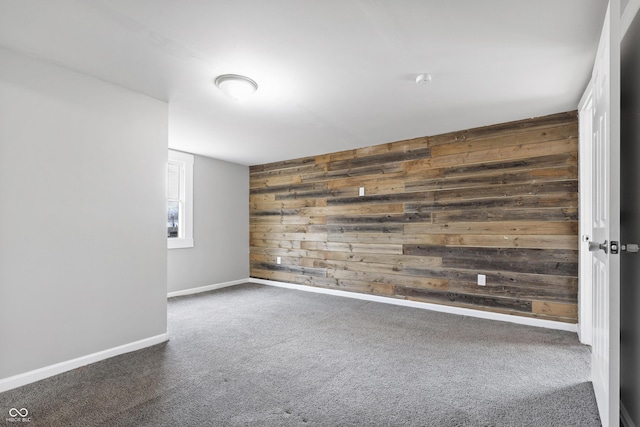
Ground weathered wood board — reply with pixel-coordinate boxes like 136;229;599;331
250;111;579;322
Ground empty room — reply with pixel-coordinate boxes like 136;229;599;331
1;1;639;426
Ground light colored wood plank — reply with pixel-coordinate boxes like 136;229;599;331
250;224;311;234
300;241;404;255
327;170;439;192
249;247;310;258
250;232;327;242
328;173;406;190
249;239;302;249
251;253;304;266
249;193;275;203
302;203;404;216
323;251;442;268
250;174;302;189
251;198;325;211
532;300;578;319
328;232;405;244
430;123;577;157
327;268;449;290
404;221;578;236
427;111;577;146
250;269;299;283
405;138;578;172
296;275;396;296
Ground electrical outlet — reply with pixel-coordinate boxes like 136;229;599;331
359;187;365;196
477;274;486;286
276;256;281;265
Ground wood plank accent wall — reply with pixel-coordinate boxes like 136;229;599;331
249;111;579;323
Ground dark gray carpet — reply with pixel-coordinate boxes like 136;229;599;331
0;283;600;426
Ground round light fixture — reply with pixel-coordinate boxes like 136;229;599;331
214;74;258;101
416;73;432;85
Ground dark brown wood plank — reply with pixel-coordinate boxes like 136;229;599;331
250;163;318;180
325;224;404;234
327;212;432;224
302;161;407;181
395;286;533;313
249;181;327;196
327;147;431;171
327;191;434;205
402;245;578;262
250;155;316;173
250;209;301;216
443;153;577;178
405;166;577;193
250;262;326;278
404;193;578;213
431;208;577;223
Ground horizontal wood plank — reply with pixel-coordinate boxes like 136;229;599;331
396;286;533;313
531;300;578;319
404;221;577;236
401;234;578;250
431;208;577;223
427;111;577;146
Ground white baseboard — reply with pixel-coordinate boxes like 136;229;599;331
249;278;578;333
167;279;248;298
622;400;637;427
0;333;168;393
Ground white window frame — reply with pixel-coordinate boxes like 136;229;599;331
168;150;194;249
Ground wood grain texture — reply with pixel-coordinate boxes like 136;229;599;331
250;111;579;323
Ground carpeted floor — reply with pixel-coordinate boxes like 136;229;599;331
0;283;601;426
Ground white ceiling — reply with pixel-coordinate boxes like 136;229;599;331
0;0;608;166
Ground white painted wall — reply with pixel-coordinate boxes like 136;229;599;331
0;46;168;380
167;154;249;293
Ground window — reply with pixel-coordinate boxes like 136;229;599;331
167;150;194;249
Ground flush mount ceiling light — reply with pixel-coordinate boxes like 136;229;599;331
416;73;432;85
214;74;258;101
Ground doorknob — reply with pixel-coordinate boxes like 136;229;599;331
589;240;609;254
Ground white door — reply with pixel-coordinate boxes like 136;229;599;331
579;86;593;347
583;3;621;426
